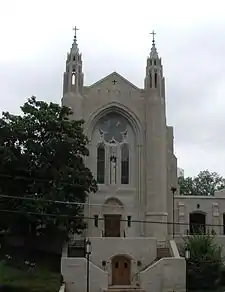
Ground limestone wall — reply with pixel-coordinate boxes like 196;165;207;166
61;257;108;292
140;258;186;292
89;237;157;268
174;194;225;235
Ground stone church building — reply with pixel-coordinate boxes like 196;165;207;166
61;30;225;292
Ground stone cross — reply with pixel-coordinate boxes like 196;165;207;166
150;30;156;44
73;26;79;39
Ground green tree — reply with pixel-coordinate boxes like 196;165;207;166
178;176;194;195
178;170;225;196
0;96;97;243
184;232;224;290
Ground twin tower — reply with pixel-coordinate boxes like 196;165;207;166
62;28;165;99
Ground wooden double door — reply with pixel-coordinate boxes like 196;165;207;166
112;255;131;285
104;214;121;237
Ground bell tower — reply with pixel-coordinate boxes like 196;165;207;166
62;27;84;120
144;31;168;239
63;26;83;95
144;30;165;98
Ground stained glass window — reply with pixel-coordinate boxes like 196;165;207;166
121;144;129;184
97;144;105;184
99;113;127;143
96;113;131;185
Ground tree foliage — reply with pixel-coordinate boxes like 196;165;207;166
183;232;224;290
0;97;97;242
178;170;225;196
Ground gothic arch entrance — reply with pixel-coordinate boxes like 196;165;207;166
189;212;206;234
112;255;131;285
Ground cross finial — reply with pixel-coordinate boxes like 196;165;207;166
150;30;156;45
73;26;79;40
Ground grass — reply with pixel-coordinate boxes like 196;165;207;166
0;234;63;291
0;261;61;292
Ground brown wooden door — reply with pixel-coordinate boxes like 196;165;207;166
112;256;131;285
104;214;121;237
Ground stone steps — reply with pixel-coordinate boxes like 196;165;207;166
104;287;145;292
106;290;144;292
138;247;172;273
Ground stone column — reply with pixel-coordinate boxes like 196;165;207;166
177;202;186;235
137;144;145;236
144;97;168;240
212;203;220;234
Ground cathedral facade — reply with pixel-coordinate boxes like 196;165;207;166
61;31;185;292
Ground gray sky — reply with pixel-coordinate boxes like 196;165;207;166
0;0;225;178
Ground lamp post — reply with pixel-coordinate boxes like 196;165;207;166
171;186;177;238
185;247;190;292
86;239;91;292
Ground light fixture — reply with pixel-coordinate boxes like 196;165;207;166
185;248;190;260
86;238;91;254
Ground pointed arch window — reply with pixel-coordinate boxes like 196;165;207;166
96;113;133;186
71;66;76;85
97;144;105;184
149;73;152;88
72;73;76;85
121;143;129;184
154;72;158;88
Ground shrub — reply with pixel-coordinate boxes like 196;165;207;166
183;232;224;290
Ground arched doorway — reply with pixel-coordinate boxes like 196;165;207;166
189;212;206;234
103;198;124;237
112;255;131;285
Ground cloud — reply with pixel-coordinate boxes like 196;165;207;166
0;0;225;177
164;25;225;176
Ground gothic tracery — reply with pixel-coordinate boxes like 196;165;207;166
94;113;133;186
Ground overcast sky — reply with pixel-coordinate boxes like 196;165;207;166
0;0;225;177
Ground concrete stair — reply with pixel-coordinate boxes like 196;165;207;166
157;247;171;259
104;287;145;292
